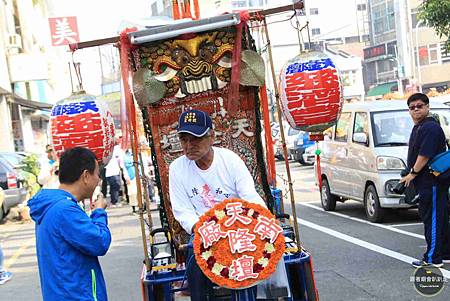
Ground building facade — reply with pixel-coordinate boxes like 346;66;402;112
363;0;450;97
0;0;54;153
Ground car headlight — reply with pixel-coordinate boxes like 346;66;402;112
377;156;406;170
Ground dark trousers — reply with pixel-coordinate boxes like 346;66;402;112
186;234;216;300
418;183;450;263
106;175;121;205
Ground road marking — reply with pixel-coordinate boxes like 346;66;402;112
300;202;424;240
4;237;34;270
391;222;422;227
297;218;450;279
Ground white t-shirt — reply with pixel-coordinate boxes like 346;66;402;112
105;145;125;177
169;147;266;234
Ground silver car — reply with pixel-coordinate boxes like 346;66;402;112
318;100;450;222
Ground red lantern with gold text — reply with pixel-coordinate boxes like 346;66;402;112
279;51;344;134
49;92;115;164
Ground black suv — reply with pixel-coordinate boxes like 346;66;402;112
0;157;27;221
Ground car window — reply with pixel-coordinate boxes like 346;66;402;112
335;112;352;142
371;110;412;146
432;109;450;142
353;112;369;144
0;153;22;166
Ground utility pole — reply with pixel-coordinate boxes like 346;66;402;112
414;20;424;92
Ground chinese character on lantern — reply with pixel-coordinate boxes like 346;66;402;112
50;92;115;164
279;51;344;133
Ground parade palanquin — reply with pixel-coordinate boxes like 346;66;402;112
53;1;346;300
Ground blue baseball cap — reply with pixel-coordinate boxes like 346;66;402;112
177;109;213;137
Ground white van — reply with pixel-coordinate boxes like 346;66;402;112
318;100;450;222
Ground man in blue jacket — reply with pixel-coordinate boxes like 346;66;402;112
29;147;111;301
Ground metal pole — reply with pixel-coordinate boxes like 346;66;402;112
262;18;302;252
393;45;404;96
415;20;423;92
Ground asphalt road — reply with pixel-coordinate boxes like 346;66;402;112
0;160;449;300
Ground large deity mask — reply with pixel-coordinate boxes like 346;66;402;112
137;29;235;101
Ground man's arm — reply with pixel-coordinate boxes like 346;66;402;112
169;164;199;234
58;203;112;256
400;155;429;186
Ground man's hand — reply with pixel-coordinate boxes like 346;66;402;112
93;194;108;210
399;173;416;187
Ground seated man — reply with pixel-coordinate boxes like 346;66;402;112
169;109;266;300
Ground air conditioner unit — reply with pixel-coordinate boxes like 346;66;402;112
8;34;22;49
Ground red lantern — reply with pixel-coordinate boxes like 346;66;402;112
49;92;115;164
279;51;344;133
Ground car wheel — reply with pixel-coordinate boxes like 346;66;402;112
321;178;337;211
364;184;385;222
0;205;4;222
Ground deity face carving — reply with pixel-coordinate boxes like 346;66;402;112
140;30;235;99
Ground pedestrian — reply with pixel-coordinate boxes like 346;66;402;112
0;244;12;285
28;147;111;301
169;109;266;300
124;149;138;213
37;144;59;189
105;137;126;207
400;93;450;267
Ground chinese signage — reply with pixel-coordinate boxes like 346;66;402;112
363;44;386;60
193;199;285;288
48;16;80;46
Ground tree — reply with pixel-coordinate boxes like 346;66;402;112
418;0;450;52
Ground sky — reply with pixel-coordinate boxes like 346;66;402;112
49;0;151;41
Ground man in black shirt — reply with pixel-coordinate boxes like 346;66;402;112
400;93;450;267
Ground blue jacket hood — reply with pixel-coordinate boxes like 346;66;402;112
28;189;73;224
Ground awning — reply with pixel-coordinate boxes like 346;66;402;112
9;94;53;111
366;82;397;97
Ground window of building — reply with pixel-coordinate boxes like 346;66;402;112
232;0;248;8
345;36;360;43
386;41;397;56
377;60;395;73
366;61;377;85
335;113;352;142
429;44;439;64
418;46;429;65
441;42;450;63
357;3;366;11
311;28;321;36
373;1;395;35
342;71;357;87
411;8;427;28
387;0;395;30
310;8;319;15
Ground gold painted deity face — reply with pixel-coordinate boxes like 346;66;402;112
139;29;235;99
